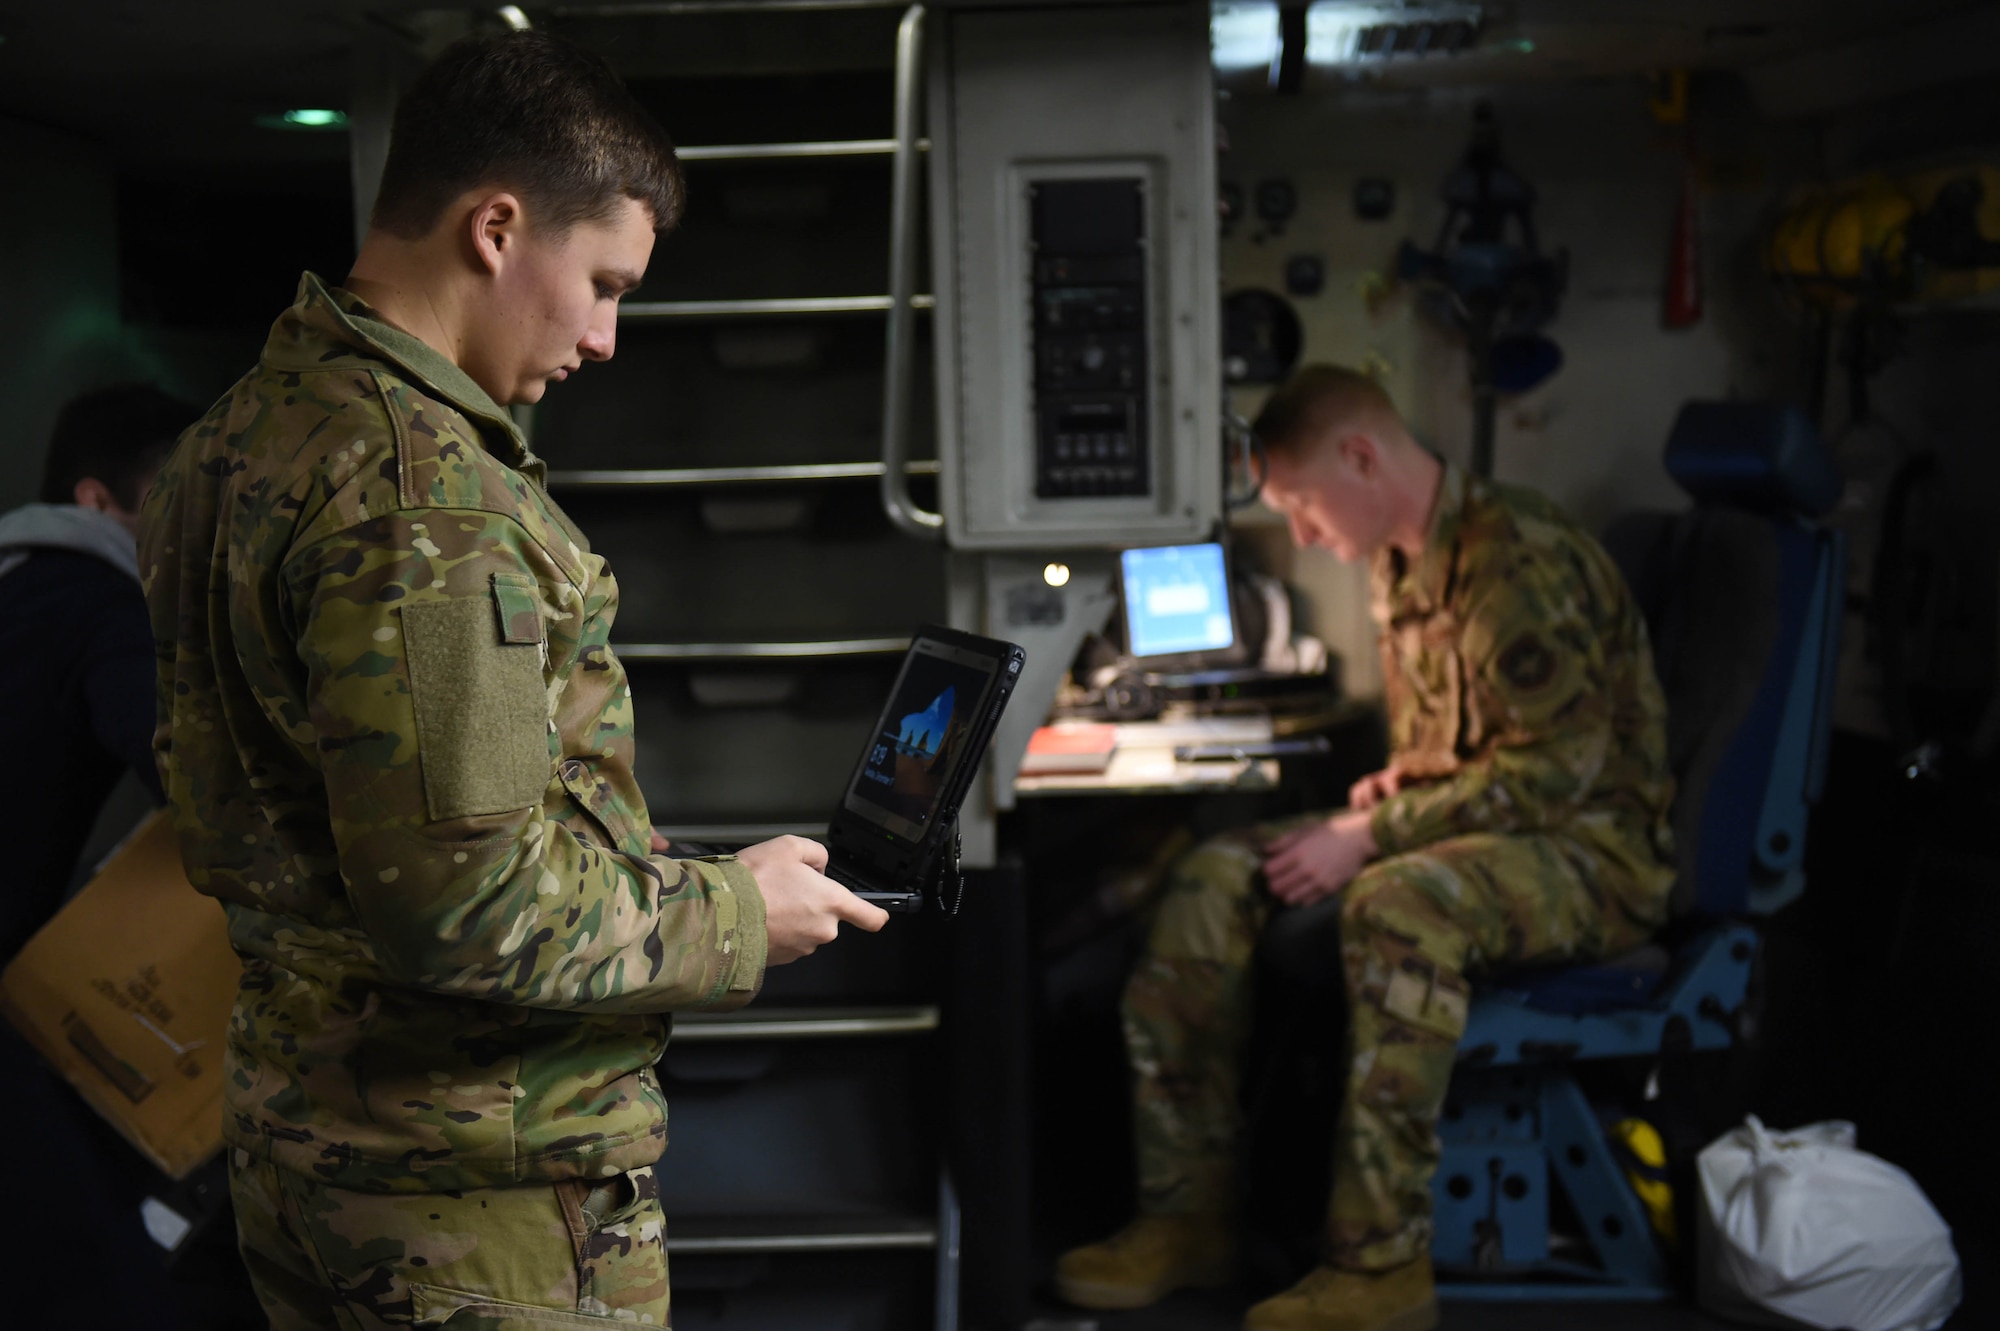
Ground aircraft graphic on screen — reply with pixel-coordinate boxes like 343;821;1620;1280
895;686;955;758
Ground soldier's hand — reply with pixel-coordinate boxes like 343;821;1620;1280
1347;765;1403;811
737;835;889;965
1262;810;1377;907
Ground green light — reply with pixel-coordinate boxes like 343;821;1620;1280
255;108;350;132
1513;39;1536;54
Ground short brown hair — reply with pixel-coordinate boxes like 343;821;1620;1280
1253;364;1400;459
371;31;684;239
41;384;196;509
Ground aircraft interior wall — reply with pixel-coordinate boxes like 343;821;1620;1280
1220;75;1821;701
3;8;1999;1326
0;119;125;517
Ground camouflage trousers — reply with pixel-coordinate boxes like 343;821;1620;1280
1122;816;1656;1271
229;1149;670;1328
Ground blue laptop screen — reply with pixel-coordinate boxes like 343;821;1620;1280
1121;543;1235;658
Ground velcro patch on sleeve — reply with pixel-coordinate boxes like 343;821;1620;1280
402;593;549;821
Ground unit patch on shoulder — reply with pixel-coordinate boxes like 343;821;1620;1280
1497;632;1558;692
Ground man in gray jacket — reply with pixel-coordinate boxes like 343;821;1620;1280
0;382;212;1326
0;383;193;945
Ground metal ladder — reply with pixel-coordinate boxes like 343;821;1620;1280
395;4;960;1327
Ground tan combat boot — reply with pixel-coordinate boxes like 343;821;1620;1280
1053;1214;1238;1310
1242;1256;1438;1331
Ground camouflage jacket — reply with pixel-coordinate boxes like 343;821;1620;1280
1367;463;1675;918
139;273;768;1193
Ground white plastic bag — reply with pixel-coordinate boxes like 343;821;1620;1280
1696;1116;1961;1331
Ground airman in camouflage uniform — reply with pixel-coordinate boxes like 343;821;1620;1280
139;31;881;1329
145;275;767;1194
143;274;753;1323
1058;367;1673;1331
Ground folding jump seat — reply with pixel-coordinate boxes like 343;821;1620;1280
1430;401;1847;1299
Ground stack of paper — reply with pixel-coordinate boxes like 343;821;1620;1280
1019;722;1119;775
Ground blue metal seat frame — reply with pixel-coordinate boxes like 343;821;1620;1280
1431;403;1846;1300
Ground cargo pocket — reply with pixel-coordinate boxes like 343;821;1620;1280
555;1165;670;1320
407;1283;640;1328
402;574;550;821
1380;954;1471;1041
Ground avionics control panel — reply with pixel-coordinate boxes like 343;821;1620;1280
928;2;1219;549
1031;178;1150;499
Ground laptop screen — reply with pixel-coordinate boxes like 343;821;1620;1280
1121;542;1235;658
843;636;1001;840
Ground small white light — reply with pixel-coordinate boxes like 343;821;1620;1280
1043;563;1072;588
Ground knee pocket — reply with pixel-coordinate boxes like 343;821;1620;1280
1340;859;1459;936
1164;833;1266;901
1146;837;1269;963
1338;877;1411;941
1337;869;1470;1002
1122;956;1230;1027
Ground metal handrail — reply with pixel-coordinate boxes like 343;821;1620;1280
667;1220;938;1254
614;637;910;661
673;1004;941;1042
678;138;930;161
557;0;906;15
545;460;939;490
879;3;944;539
621;294;934;320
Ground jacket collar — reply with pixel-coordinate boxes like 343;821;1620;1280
1373;459;1468;617
262;273;540;480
